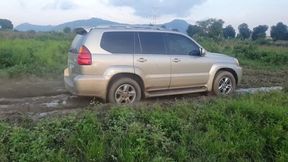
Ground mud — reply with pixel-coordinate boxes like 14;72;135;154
0;72;285;120
240;68;288;88
0;77;67;98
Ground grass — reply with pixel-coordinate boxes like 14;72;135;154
195;37;288;70
0;31;72;77
0;91;287;161
1;31;288;78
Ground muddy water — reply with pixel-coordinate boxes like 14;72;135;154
0;76;283;119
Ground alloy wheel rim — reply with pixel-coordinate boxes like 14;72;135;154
115;84;136;104
218;77;233;95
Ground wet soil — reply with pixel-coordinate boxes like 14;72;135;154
0;68;286;120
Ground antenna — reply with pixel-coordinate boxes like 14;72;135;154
151;6;159;25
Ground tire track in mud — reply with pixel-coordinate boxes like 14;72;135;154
0;86;283;120
0;94;93;120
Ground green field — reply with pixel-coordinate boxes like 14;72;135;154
195;37;288;69
1;31;288;78
1;31;288;161
0;32;72;77
0;91;287;161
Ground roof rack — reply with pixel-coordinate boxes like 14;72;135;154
95;24;167;30
75;25;169;34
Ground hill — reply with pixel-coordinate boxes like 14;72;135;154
15;18;189;33
16;18;120;32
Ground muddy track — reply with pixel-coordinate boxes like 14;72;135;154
0;74;284;120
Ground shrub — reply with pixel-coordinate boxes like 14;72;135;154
0;92;287;161
0;38;69;77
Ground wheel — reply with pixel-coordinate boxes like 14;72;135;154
108;78;142;104
212;71;236;96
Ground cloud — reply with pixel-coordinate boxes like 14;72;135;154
108;0;206;17
43;0;78;10
17;0;26;8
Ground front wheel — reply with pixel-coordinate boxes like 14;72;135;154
108;78;142;104
212;71;236;96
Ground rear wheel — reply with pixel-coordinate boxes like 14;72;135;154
213;71;236;96
108;78;141;104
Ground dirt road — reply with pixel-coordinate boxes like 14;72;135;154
0;68;286;120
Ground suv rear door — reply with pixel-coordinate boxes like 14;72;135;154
135;32;171;91
68;34;86;78
165;33;212;89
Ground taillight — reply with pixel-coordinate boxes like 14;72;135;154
78;46;92;65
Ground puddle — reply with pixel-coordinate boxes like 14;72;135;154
0;86;284;119
236;86;283;94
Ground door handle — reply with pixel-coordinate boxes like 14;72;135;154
172;58;181;63
137;58;147;63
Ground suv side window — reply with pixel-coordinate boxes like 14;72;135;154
138;32;166;54
165;33;200;56
101;32;134;54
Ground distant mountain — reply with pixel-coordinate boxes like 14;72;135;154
53;18;120;31
16;18;120;32
15;23;54;32
15;18;190;33
163;19;190;33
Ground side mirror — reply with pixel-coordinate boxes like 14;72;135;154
200;48;206;56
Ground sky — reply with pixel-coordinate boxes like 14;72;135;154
1;0;288;29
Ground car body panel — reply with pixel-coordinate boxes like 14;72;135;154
64;26;242;101
134;54;171;91
170;55;212;89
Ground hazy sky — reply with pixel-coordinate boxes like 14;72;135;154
1;0;288;28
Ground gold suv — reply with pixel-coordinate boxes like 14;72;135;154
64;26;242;104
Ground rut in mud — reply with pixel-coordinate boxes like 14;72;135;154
0;84;283;121
0;73;285;120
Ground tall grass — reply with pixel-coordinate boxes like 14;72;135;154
1;32;288;77
0;91;287;161
0;32;71;77
195;37;288;69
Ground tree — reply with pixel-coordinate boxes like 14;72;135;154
0;19;13;30
187;25;202;37
63;27;71;33
270;22;288;41
238;23;251;39
223;25;236;39
196;18;224;39
251;25;268;40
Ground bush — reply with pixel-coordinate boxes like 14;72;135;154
232;44;288;65
0;38;69;77
0;92;287;161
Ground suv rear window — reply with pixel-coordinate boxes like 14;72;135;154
69;34;85;54
138;32;166;54
100;32;134;54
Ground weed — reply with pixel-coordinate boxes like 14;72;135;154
0;92;287;161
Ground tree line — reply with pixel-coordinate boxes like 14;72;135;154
1;18;288;41
187;18;288;41
0;19;13;30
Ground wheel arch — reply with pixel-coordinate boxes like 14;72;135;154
215;68;238;84
207;65;239;91
106;73;145;100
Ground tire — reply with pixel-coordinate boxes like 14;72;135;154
212;71;236;96
108;78;142;104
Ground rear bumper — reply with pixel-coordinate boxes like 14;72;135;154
64;68;109;100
